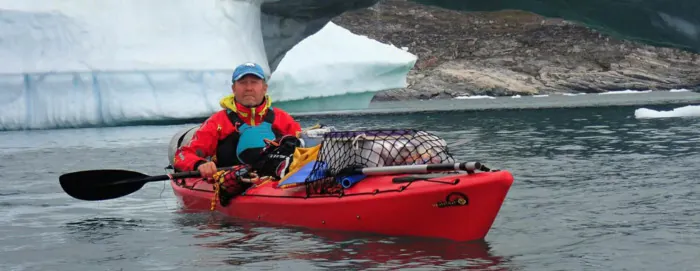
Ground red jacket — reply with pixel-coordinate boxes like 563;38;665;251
173;94;302;171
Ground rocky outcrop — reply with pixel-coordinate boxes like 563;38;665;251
331;0;700;101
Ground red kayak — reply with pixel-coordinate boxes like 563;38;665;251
56;127;514;241
170;168;513;242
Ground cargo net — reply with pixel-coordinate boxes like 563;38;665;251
304;129;455;195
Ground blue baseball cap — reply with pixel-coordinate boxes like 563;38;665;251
232;62;266;82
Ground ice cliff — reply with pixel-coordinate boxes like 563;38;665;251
0;0;416;130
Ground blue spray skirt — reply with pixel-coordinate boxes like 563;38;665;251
277;161;328;187
277;161;369;189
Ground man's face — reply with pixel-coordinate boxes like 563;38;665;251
232;75;267;107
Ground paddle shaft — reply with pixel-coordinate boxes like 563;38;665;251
349;162;489;176
109;166;235;186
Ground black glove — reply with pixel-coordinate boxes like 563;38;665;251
218;165;254;207
253;136;301;179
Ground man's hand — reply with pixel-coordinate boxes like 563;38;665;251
197;161;217;179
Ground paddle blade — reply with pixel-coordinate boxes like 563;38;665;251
59;169;150;201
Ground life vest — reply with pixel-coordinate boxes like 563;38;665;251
214;108;282;167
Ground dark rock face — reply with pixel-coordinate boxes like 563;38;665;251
331;0;700;101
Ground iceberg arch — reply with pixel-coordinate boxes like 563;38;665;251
2;0;699;131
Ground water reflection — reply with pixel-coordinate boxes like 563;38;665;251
172;213;516;270
63;217;146;244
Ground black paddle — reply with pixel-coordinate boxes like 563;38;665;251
59;167;234;201
59;162;490;201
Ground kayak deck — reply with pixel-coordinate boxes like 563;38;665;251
171;170;514;242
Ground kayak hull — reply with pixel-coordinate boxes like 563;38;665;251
170;170;514;242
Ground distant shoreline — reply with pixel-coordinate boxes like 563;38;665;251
284;91;700;119
289;89;700;117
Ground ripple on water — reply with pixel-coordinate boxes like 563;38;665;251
2;105;700;270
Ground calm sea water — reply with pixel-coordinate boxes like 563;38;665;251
1;92;700;271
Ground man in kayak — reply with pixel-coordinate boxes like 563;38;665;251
172;62;303;182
